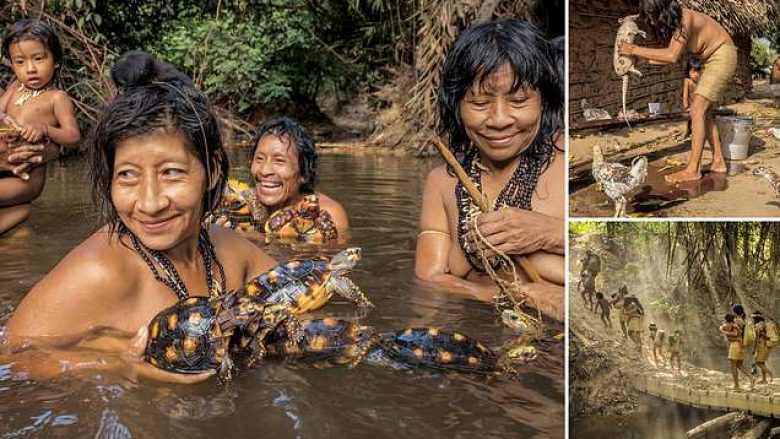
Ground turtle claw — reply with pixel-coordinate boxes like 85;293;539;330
328;276;374;308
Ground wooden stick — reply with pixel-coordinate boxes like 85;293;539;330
432;137;543;283
686;412;740;438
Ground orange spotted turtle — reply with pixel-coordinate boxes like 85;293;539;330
239;247;372;314
265;194;338;242
212;179;267;232
265;321;537;374
363;327;538;374
265;318;374;366
145;294;303;383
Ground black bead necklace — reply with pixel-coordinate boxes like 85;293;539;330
122;223;226;300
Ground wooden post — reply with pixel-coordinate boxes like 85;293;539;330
686;412;740;439
431;138;543;283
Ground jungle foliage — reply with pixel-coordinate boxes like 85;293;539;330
1;0;416;121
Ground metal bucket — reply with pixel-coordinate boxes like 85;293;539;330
716;116;753;160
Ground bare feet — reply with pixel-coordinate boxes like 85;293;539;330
706;161;728;174
665;169;702;184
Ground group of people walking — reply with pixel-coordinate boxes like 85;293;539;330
720;304;778;390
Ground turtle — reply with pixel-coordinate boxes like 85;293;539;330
264;317;374;367
265;194;338;242
239;247;373;314
211;179;267;232
362;327;537;374
144;294;303;383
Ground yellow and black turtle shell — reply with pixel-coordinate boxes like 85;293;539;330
240;257;333;314
264;318;372;364
265;194;337;242
372;328;500;373
145;297;226;373
213;179;267;231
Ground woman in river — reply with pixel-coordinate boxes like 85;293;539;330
619;0;735;183
3;51;277;383
415;20;564;320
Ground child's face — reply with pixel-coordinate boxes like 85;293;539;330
689;69;700;82
8;38;56;90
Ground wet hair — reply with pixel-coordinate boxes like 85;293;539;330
725;313;735;323
687;57;702;75
1;19;64;87
639;0;684;46
88;50;228;230
111;50;192;92
250;116;317;194
437;19;563;170
732;304;746;318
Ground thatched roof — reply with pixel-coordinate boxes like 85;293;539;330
682;0;779;35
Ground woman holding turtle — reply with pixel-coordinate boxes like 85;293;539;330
619;0;735;183
4;52;277;383
415;20;565;321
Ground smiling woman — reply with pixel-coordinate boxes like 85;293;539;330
3;51;277;383
248;116;348;241
415;20;565;321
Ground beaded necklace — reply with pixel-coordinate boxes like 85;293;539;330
121;223;226;300
14;82;50;107
455;151;547;272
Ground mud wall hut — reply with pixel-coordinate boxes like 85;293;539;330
569;0;779;126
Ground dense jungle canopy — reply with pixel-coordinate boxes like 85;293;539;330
0;0;563;150
571;222;780;345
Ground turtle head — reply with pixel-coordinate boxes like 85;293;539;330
331;247;362;270
501;309;532;334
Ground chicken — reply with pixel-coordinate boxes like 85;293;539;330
592;145;648;217
767;128;780;140
752;166;780;200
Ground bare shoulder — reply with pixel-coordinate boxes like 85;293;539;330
6;231;138;337
424;164;457;194
49;89;73;104
316;191;347;216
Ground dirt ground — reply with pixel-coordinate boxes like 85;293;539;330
569;83;780;217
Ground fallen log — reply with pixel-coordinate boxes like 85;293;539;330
686;412;740;439
731;418;771;439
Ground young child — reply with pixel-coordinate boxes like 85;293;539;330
649;323;666;367
0;19;80;234
595;292;612;328
682;57;701;138
667;329;683;375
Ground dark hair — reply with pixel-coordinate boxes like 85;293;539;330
111;50;192;92
639;0;684;45
88;51;228;230
687;57;702;74
732;304;745;318
752;311;765;324
250;116;317;194
437;19;563;170
2;19;64;87
596;292;603;299
725;313;735;323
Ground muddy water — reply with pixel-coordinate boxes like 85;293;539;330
570;163;731;217
0;152;564;438
572;396;713;439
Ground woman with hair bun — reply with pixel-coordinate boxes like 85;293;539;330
4;51;277;383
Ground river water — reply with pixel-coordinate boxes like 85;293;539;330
0;151;564;438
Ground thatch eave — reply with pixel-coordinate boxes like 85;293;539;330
681;0;779;35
